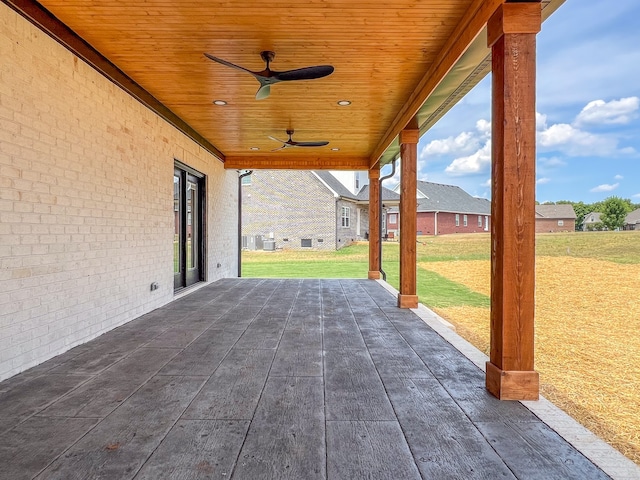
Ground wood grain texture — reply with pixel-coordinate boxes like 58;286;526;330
398;129;418;307
0;279;612;479
474;420;610;480
13;0;483;164
488;2;540;399
368;168;381;276
384;376;516;479
326;420;421;480
38;375;206;479
158;328;243;376
182;348;274;420
39;347;180;418
324;348;395;421
233;376;325;480
135;420;250;480
0;374;91;434
0;416;98;480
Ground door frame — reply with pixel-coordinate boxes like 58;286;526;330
174;161;206;291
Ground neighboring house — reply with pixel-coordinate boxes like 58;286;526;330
535;204;577;233
624;208;640;231
389;181;491;236
582;212;602;231
241;170;399;250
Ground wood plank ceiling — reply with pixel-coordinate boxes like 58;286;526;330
17;0;561;169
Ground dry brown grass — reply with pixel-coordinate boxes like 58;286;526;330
423;257;640;465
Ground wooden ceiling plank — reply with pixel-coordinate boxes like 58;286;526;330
224;156;370;171
369;0;506;168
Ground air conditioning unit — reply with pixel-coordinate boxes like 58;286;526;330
263;240;276;251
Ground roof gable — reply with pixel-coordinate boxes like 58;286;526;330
535;204;577;219
415;180;490;214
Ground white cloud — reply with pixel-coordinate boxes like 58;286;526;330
614;174;624;180
574;97;640;127
420;131;479;157
590;183;619;193
537;177;551;185
445;141;491;176
481;178;491;188
633;193;640;199
476;119;491;135
538;123;619;156
539;156;567;168
536;112;548;131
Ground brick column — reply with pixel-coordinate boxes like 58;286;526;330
486;2;541;400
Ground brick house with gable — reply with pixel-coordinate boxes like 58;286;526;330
624;208;640;231
241;170;399;250
535;204;577;233
387;180;491;236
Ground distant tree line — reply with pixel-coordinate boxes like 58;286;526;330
538;197;640;231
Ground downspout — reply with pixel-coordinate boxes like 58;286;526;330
238;170;252;277
379;159;397;281
434;211;439;236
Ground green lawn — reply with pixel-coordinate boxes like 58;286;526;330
242;231;640;309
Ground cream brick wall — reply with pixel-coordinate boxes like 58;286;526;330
0;6;238;380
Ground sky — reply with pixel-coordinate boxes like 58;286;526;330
381;0;640;204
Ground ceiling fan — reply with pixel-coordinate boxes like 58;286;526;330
269;129;329;151
204;51;334;100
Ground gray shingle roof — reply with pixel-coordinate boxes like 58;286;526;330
413;180;491;214
312;171;356;199
312;171;399;203
535;204;577;219
625;208;640;225
355;184;400;203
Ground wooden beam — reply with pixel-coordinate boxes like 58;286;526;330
2;0;225;162
397;128;419;309
224;156;370;171
368;168;381;280
370;0;506;168
486;2;541;401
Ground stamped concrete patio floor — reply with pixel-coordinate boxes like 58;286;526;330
0;278;609;479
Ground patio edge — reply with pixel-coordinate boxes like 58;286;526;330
375;279;640;480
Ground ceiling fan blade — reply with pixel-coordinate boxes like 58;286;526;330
275;65;334;82
255;84;271;100
204;53;257;76
271;145;288;152
268;136;286;144
292;141;330;147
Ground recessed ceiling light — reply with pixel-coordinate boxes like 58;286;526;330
213;100;227;106
337;100;351;106
331;148;340;151
250;147;260;151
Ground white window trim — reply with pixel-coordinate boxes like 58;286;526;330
455;214;460;227
463;214;468;227
341;206;351;228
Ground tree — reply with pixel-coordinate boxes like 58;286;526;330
600;196;631;231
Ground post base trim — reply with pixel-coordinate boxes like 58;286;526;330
486;362;539;400
368;271;381;280
397;294;418;309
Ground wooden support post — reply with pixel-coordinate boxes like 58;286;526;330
486;2;541;401
368;168;381;280
397;127;419;309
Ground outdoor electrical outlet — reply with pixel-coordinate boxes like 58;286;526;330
150;282;159;291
